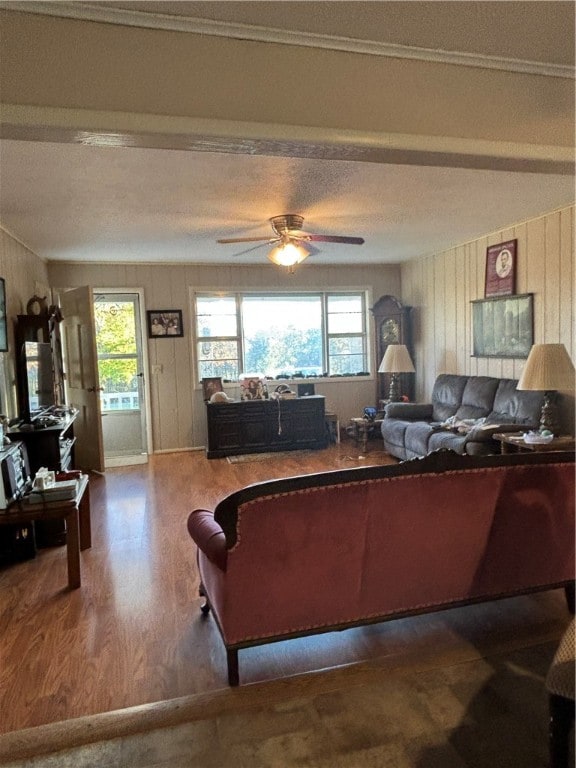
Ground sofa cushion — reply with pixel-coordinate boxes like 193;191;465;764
431;374;469;421
404;422;436;457
487;379;543;426
455;376;500;420
382;418;411;449
428;430;469;454
385;402;433;420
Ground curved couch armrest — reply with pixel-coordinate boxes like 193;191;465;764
187;509;228;571
384;402;433;420
467;422;527;442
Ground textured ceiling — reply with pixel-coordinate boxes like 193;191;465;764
0;1;574;266
1;140;573;265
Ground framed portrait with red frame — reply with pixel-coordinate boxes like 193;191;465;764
485;239;517;297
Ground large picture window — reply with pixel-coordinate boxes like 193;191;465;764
194;291;368;382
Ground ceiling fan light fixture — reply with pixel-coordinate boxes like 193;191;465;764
267;239;309;268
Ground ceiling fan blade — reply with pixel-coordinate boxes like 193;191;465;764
304;243;321;256
306;234;365;245
231;242;272;257
217;236;273;244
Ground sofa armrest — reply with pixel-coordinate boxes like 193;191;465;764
467;422;529;442
385;402;434;420
187;509;228;571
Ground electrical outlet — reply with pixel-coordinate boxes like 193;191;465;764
151;364;163;375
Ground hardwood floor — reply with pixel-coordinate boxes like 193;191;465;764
0;440;570;736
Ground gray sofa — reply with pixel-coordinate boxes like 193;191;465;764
382;374;544;460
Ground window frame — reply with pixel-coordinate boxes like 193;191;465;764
193;289;372;385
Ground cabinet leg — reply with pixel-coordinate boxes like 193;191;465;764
78;491;91;550
549;694;574;768
565;583;575;614
65;509;81;589
227;648;239;686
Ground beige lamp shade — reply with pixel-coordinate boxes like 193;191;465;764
267;239;310;268
378;344;415;374
517;343;575;391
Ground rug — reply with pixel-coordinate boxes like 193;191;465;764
227;450;314;463
2;641;567;768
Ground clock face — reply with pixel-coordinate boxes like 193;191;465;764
380;318;399;345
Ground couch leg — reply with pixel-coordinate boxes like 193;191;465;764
549;694;574;768
227;648;239;686
564;583;575;614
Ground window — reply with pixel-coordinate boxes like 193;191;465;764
194;291;368;382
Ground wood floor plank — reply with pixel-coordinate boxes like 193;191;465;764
0;442;570;736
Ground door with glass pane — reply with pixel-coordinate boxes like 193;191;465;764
94;292;149;466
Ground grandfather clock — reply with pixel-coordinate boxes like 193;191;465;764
371;295;414;405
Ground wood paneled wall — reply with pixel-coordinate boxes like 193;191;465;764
401;205;575;433
47;262;401;451
0;227;49;416
5;204;573;448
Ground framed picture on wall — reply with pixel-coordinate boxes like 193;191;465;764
147;309;183;338
472;293;533;358
485;239;517;297
0;278;7;352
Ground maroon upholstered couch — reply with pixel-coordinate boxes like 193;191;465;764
187;451;575;686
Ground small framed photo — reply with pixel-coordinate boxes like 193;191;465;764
0;278;6;352
202;376;223;401
147;309;183;338
485;239;517;297
240;377;265;400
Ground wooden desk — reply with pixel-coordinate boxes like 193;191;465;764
0;475;91;589
494;433;576;455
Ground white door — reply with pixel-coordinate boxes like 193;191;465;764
94;291;149;467
60;286;105;473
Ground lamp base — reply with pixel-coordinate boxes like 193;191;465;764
539;391;560;435
388;373;402;402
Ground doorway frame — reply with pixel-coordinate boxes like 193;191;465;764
95;287;153;465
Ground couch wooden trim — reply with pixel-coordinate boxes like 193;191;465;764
215;450;574;546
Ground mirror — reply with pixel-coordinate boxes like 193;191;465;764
23;341;56;419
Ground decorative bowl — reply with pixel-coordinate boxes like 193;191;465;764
523;432;554;444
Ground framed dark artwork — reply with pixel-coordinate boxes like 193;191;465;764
0;278;6;351
485;239;517;297
202;376;223;401
472;293;533;358
147;309;183;338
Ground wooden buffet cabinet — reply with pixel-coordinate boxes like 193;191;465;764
4;310;75;552
7;410;77;475
206;396;328;459
6;411;78;548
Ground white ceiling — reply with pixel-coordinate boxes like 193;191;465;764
1;140;574;265
0;2;574;266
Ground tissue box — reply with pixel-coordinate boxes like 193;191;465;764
26;479;78;504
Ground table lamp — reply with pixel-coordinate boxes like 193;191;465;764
516;343;575;434
378;344;415;402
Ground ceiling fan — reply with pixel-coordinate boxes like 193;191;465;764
217;214;364;269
